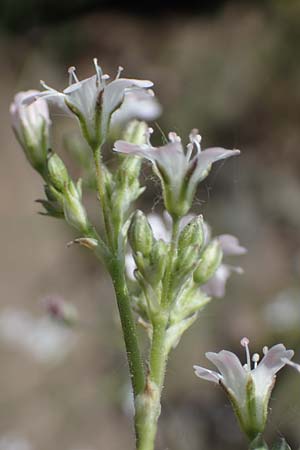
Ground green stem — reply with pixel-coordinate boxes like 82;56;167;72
93;147;113;248
92;144;145;446
136;218;181;450
109;256;145;397
161;217;180;307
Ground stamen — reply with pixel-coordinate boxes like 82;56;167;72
145;127;154;146
186;143;194;161
188;129;202;155
168;132;181;143
68;66;79;85
240;337;251;371
116;66;124;79
263;346;268;355
252;353;260;369
93;57;103;87
40;80;56;91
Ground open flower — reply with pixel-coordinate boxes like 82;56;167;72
29;59;153;148
110;89;161;138
194;338;294;439
10;90;50;173
114;129;240;217
203;234;247;298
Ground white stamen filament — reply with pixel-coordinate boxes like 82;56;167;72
116;66;124;79
40;80;56;92
145;127;154;146
68;66;79;85
168;132;181;143
186;143;194;161
252;353;260;369
93;58;103;87
263;346;268;355
241;337;251;371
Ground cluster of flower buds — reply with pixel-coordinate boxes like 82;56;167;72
127;211;245;351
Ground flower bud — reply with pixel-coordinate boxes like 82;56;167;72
128;210;154;258
63;182;90;233
10;90;50;174
178;215;204;253
47;153;69;192
249;434;269;450
122;120;148;145
44;296;78;326
193;239;222;284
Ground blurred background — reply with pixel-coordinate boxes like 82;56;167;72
1;0;300;449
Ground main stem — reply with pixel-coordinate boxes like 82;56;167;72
92;145;145;445
137;218;180;450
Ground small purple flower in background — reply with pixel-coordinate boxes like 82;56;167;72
29;59;154;147
194;337;295;439
114;128;240;217
203;234;247;298
10;90;50;172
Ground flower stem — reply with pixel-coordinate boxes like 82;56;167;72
109;256;145;398
136;219;181;450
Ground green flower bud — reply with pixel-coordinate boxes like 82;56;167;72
129;210;154;258
193;239;222;284
249;434;269;450
150;239;168;282
47;153;69;192
122;120;148;145
63;182;90;233
178;215;204;253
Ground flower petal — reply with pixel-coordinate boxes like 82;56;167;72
193;365;222;383
191;147;240;184
202;264;231;298
218;234;247;256
102;78;153;131
206;350;247;401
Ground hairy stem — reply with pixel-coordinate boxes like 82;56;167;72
109;256;145;398
136;218;180;450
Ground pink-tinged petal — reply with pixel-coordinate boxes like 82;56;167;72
202;264;231;298
114;140;152;157
206;350;247;400
282;358;300;373
111;89;161;128
114;140;187;182
191;147;240;184
193;365;222;383
251;344;294;405
254;344;294;380
102;78;153;126
218;234;247;256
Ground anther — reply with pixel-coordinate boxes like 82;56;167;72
241;337;251;371
252;353;260;369
116;66;124;79
263;346;268;355
68;66;79;85
168;132;181;143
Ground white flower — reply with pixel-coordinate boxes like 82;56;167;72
194;337;294;439
110;89;161;134
32;59;153;148
114;129;240;216
10;90;50;172
203;234;247;298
